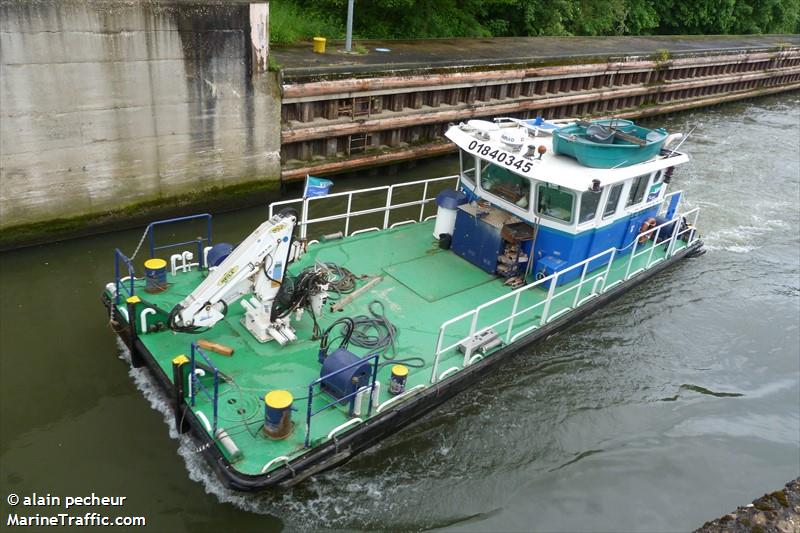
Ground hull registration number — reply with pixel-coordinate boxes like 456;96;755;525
467;140;533;174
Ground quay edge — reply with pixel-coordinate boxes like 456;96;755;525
696;478;800;532
2;0;798;248
0;178;282;252
276;35;800;181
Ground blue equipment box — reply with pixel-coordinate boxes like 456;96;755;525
535;255;569;287
451;208;505;274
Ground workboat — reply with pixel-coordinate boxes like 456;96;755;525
103;116;704;491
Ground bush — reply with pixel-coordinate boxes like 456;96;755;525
269;0;343;45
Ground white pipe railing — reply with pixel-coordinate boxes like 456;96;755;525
269;175;459;241
624;207;700;280
430;207;701;384
659;189;683;216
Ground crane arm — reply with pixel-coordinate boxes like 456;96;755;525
170;213;296;330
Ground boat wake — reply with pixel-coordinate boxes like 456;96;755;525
114;339;467;530
702;217;791;254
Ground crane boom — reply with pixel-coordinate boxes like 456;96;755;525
169;212;299;344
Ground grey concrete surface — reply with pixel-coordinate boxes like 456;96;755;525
273;34;800;80
0;0;281;229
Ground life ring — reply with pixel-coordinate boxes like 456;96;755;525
638;217;657;244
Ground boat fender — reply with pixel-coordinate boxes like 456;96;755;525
322;231;344;242
652;216;676;243
638;218;657;244
215;428;243;462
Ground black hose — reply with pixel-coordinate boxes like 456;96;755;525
348;301;397;354
321;262;358;300
347;301;426;369
319;317;356;359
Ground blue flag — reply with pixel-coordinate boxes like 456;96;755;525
304;175;333;198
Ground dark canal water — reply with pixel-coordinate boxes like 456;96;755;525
1;95;798;532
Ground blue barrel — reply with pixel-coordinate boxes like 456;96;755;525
206;243;234;267
389;364;408;395
144;258;168;293
319;348;372;401
263;390;293;439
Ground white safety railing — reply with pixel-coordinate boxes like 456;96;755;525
624;207;700;279
430;207;701;384
658;189;685;217
268;175;459;241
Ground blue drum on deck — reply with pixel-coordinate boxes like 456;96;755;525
144;258;168;293
263;390;293;439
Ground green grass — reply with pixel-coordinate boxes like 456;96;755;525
269;0;343;45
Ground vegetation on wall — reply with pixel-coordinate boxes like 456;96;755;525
269;0;800;44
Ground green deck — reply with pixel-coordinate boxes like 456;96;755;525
384;251;495;301
112;220;689;476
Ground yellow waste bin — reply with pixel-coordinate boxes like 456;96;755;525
313;37;326;54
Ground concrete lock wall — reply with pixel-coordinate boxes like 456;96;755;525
0;0;280;230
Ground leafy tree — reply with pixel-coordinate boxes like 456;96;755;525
269;0;800;43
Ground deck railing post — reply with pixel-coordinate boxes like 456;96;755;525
506;291;522;343
344;194;353;236
114;251;121;305
211;368;219;433
419;181;429;221
573;261;590;308
189;343;197;406
647;227;660;267
304;384;314;447
366;357;379;416
383;187;393;229
301;197;309;240
196;238;205;270
171;355;190;434
602;249;616;292
463;311;479;366
666;214;682;257
540;272;559;325
126;296;144;368
625;239;639;280
148;224;156;258
431;326;446;383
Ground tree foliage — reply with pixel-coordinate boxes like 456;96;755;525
269;0;800;44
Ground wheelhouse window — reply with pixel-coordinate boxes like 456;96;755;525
460;149;476;186
579;190;602;224
653;169;664;184
626;174;650;207
536;183;574;223
603;183;623;219
479;162;530;209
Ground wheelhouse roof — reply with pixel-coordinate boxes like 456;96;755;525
445;122;689;191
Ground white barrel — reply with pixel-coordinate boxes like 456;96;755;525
432;189;468;238
433;206;458;238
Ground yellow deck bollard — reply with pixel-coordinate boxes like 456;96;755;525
313;37;326;54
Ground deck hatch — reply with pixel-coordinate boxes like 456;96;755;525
383;251;495;302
